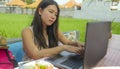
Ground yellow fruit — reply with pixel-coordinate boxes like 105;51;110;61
35;64;40;69
35;61;54;69
40;65;46;69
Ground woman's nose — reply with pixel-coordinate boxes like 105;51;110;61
51;14;56;19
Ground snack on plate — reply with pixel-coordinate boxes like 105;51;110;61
22;60;54;69
35;61;54;69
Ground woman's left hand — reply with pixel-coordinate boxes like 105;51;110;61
68;41;84;47
68;41;85;57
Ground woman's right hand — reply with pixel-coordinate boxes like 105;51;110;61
62;45;84;57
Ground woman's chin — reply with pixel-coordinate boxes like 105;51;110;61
47;23;53;26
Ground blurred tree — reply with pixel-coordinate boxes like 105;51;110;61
23;0;34;4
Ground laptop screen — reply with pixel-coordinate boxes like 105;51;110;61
83;21;111;69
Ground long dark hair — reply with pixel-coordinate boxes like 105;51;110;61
31;0;60;49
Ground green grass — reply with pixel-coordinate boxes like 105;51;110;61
0;13;32;38
59;17;87;41
0;13;120;42
111;22;120;34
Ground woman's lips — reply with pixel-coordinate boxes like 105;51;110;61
49;20;54;23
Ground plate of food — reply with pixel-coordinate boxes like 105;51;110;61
20;60;58;69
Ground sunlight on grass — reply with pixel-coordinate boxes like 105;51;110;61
59;17;87;41
0;13;120;42
0;13;32;38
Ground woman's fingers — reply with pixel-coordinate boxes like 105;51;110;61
75;46;84;57
64;45;85;57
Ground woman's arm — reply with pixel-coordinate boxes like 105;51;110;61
22;28;82;60
67;41;84;47
22;28;65;59
57;30;70;44
58;30;84;56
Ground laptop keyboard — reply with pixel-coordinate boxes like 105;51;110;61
46;54;63;62
61;55;83;69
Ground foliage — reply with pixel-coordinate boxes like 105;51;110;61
25;0;34;4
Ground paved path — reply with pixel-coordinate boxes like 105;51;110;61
7;38;22;44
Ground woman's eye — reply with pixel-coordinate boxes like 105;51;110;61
49;11;53;13
49;10;57;16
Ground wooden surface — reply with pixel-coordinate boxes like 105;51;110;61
93;34;120;68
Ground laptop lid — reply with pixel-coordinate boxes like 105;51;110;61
83;21;111;69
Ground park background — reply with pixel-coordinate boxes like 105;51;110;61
0;0;120;42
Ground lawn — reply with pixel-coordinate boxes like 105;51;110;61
0;13;120;42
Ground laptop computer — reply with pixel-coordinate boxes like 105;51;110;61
46;21;111;69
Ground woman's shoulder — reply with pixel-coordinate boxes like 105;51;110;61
22;27;34;39
22;27;33;34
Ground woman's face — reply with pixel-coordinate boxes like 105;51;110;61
39;5;58;27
